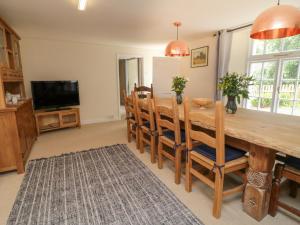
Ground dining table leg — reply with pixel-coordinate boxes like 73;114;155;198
243;144;276;221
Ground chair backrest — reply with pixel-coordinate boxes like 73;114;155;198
135;93;156;131
123;90;138;120
154;97;182;144
184;97;225;165
134;83;153;98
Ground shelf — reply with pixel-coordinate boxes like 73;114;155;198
39;122;60;131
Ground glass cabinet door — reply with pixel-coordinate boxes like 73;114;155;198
13;37;21;71
0;26;7;67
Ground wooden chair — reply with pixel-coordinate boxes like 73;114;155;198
184;98;248;218
154;97;186;184
134;83;153;99
135;93;157;163
123;90;139;149
269;156;300;217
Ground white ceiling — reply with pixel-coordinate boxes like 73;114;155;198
0;0;299;48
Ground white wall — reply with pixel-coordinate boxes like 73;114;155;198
180;36;218;99
152;36;218;99
153;57;181;97
228;28;251;74
20;38;163;124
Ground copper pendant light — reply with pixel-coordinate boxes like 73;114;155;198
165;22;190;57
250;0;300;39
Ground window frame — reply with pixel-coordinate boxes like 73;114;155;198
245;37;300;116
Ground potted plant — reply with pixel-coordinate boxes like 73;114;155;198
171;75;189;104
218;72;254;114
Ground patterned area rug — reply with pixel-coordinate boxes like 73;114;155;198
7;144;203;225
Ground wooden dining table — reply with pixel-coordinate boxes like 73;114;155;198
154;99;300;221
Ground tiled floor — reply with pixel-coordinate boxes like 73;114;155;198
0;121;299;225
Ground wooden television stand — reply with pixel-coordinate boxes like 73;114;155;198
35;108;81;135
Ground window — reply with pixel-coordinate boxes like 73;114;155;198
246;35;300;116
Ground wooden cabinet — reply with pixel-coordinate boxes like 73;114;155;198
0;17;24;108
0;100;37;173
0;17;36;173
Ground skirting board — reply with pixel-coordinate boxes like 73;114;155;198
81;115;119;125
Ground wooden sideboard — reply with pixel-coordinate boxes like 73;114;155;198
0;100;37;173
0;17;37;173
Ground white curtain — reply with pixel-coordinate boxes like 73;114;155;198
216;30;233;100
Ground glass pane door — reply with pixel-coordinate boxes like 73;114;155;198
247;61;277;112
13;38;20;70
0;26;6;66
276;59;300;115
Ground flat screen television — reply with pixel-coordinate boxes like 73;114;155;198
31;81;80;110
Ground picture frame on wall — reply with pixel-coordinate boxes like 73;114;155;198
191;46;209;68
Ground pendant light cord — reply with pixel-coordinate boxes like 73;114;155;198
277;0;280;5
176;25;179;40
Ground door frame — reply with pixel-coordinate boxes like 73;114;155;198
115;54;144;120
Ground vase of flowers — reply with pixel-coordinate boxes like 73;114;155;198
171;75;189;104
218;72;254;114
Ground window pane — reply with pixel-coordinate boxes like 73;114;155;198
261;80;274;98
283;35;300;51
249;82;260;97
296;84;300;100
259;98;272;112
249;63;262;79
278;99;293;115
247;97;259;110
262;62;276;79
265;39;281;54
252;40;264;55
279;81;296;100
294;101;300;116
282;60;299;79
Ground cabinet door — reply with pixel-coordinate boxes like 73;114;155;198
12;37;22;72
0;25;7;67
60;111;79;128
16;101;37;159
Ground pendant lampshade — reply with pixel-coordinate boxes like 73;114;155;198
165;22;190;57
250;1;300;39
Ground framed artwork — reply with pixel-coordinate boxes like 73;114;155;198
191;46;209;68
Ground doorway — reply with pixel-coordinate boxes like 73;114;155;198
117;56;144;119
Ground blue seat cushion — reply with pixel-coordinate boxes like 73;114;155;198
162;129;186;143
143;121;156;130
286;156;300;170
192;144;246;162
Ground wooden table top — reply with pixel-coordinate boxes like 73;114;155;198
154;99;300;158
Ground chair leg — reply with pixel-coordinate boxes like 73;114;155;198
150;135;156;163
289;181;298;198
213;170;224;218
127;121;131;142
175;148;182;184
139;130;144;154
136;127;140;150
269;163;284;217
158;140;163;169
185;153;192;192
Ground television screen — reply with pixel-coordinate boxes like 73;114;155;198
31;81;80;110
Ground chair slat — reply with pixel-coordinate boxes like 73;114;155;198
156;106;174;118
158;119;175;131
190;130;216;148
